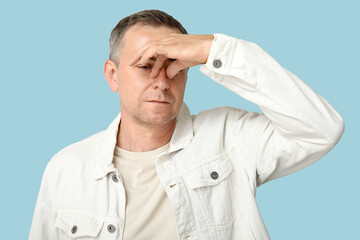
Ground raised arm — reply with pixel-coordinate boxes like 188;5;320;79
200;33;345;186
128;32;345;186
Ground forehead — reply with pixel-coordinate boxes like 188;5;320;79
121;24;181;57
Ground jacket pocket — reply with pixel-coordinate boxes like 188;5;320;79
183;155;238;228
55;209;104;239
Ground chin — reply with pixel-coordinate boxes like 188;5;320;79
142;113;176;125
147;117;175;125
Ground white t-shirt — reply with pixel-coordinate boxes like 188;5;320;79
113;142;179;240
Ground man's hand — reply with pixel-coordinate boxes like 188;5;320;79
128;34;214;79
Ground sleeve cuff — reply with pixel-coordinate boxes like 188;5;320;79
199;33;238;83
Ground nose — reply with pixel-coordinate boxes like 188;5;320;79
151;67;170;91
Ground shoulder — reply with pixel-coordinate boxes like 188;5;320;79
47;130;106;173
192;105;249;127
53;130;105;159
189;106;249;141
37;130;108;205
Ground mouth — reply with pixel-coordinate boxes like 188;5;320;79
147;100;170;104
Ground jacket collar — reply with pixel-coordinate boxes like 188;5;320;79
92;102;193;180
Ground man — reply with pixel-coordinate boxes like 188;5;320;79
29;9;344;240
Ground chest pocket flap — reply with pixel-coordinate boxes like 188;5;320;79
185;155;233;189
55;209;104;238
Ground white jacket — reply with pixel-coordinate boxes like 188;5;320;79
29;33;344;240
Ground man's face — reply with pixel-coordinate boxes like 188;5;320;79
115;24;188;126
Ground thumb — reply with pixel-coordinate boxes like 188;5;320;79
166;60;194;79
166;60;185;79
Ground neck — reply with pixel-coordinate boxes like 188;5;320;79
116;115;176;152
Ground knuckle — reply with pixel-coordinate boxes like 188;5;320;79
151;42;160;49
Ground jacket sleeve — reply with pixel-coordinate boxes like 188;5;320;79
199;33;345;187
29;159;58;239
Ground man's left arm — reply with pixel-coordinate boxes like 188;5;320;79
199;33;345;186
129;33;345;186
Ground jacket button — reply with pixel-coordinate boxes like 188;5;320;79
213;59;222;68
107;224;116;233
112;174;119;183
210;171;219;180
71;226;77;234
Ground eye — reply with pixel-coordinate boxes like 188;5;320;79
138;65;151;70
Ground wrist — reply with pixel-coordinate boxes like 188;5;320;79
202;34;215;64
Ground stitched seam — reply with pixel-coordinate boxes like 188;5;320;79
225;65;335;146
259;80;333;144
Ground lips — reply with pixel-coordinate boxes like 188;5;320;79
148;100;170;103
149;100;169;103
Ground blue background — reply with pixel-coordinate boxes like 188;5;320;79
1;0;358;239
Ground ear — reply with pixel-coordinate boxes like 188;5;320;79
103;59;119;92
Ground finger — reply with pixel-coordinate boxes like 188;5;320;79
128;41;154;66
138;43;169;66
150;55;167;78
166;60;186;79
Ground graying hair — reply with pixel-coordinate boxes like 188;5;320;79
109;9;188;66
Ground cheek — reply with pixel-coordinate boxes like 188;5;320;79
117;71;134;103
172;76;187;97
118;69;149;101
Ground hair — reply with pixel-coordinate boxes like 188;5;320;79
109;9;188;66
